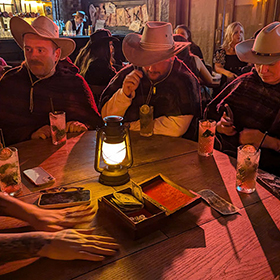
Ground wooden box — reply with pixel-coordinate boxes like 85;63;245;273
99;174;201;239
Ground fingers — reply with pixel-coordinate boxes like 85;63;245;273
75;251;105;261
31;125;51;140
66;121;88;133
123;70;143;97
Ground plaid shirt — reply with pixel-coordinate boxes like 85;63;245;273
208;69;280;175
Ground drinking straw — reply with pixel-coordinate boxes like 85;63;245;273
50;97;54;113
257;131;268;152
0;128;5;148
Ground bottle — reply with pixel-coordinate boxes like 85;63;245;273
88;25;92;36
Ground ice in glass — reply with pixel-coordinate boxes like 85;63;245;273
198;120;216;156
0;147;22;196
236;144;260;193
140;105;154;137
49;111;66;145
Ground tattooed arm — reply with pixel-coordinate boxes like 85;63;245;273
0;229;119;275
0;192;95;231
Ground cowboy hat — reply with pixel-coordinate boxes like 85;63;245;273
10;16;75;60
236;21;280;65
122;21;190;67
90;29;119;44
72;11;87;22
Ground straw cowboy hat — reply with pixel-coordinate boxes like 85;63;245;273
10;16;75;60
236;21;280;65
72;11;87;22
90;29;119;45
122;21;190;67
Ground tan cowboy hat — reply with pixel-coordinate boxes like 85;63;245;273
10;16;75;60
122;21;190;67
72;11;87;22
236;21;280;65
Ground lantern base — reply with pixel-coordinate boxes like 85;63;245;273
99;167;130;186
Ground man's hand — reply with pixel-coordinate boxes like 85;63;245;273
216;112;237;136
66;121;88;133
31;125;51;140
38;229;120;261
28;204;95;231
122;70;143;98
239;128;264;147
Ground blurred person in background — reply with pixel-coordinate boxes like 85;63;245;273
65;11;88;36
75;29;119;105
213;22;248;95
174;24;204;62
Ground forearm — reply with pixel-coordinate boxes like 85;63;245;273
101;88;133;118
129;115;193;137
0;232;52;262
154;115;193;137
262;135;280;152
214;64;233;78
0;192;37;225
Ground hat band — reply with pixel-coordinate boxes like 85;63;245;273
252;50;280;57
140;41;174;51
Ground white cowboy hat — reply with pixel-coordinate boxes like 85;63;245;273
122;21;190;67
10;16;75;60
72;11;87;22
236;21;280;65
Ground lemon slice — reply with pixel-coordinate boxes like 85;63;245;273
140;105;150;114
0;147;13;160
241;144;256;153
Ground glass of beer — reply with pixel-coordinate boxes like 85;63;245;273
236;144;260;193
140;105;154;137
198;119;216;156
49;111;67;145
0;147;22;196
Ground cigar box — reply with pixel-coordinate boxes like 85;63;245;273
99;174;201;239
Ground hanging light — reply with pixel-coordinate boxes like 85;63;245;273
94;116;133;186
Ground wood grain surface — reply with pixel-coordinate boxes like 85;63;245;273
1;131;279;280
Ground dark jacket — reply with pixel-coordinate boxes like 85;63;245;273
0;59;103;145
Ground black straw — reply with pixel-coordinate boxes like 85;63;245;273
50;98;54;113
0;128;5;148
257;131;268;152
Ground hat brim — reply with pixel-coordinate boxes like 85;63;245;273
10;17;75;60
236;39;280;65
91;36;119;45
122;33;190;67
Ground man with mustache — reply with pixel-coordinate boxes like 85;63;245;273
0;16;103;146
99;21;201;138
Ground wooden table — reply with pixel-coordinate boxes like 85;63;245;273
1;131;279;280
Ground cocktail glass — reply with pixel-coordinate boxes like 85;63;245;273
140;105;154;137
198;119;216;156
0;147;22;196
49;111;66;145
236;144;260;193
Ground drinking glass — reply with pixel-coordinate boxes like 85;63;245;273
236;145;260;193
198;119;216;156
140;105;154;137
0;147;22;196
49;111;66;145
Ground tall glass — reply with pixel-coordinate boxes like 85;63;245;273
0;147;22;196
236;145;260;193
49;111;67;145
140;105;154;137
198;119;216;156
